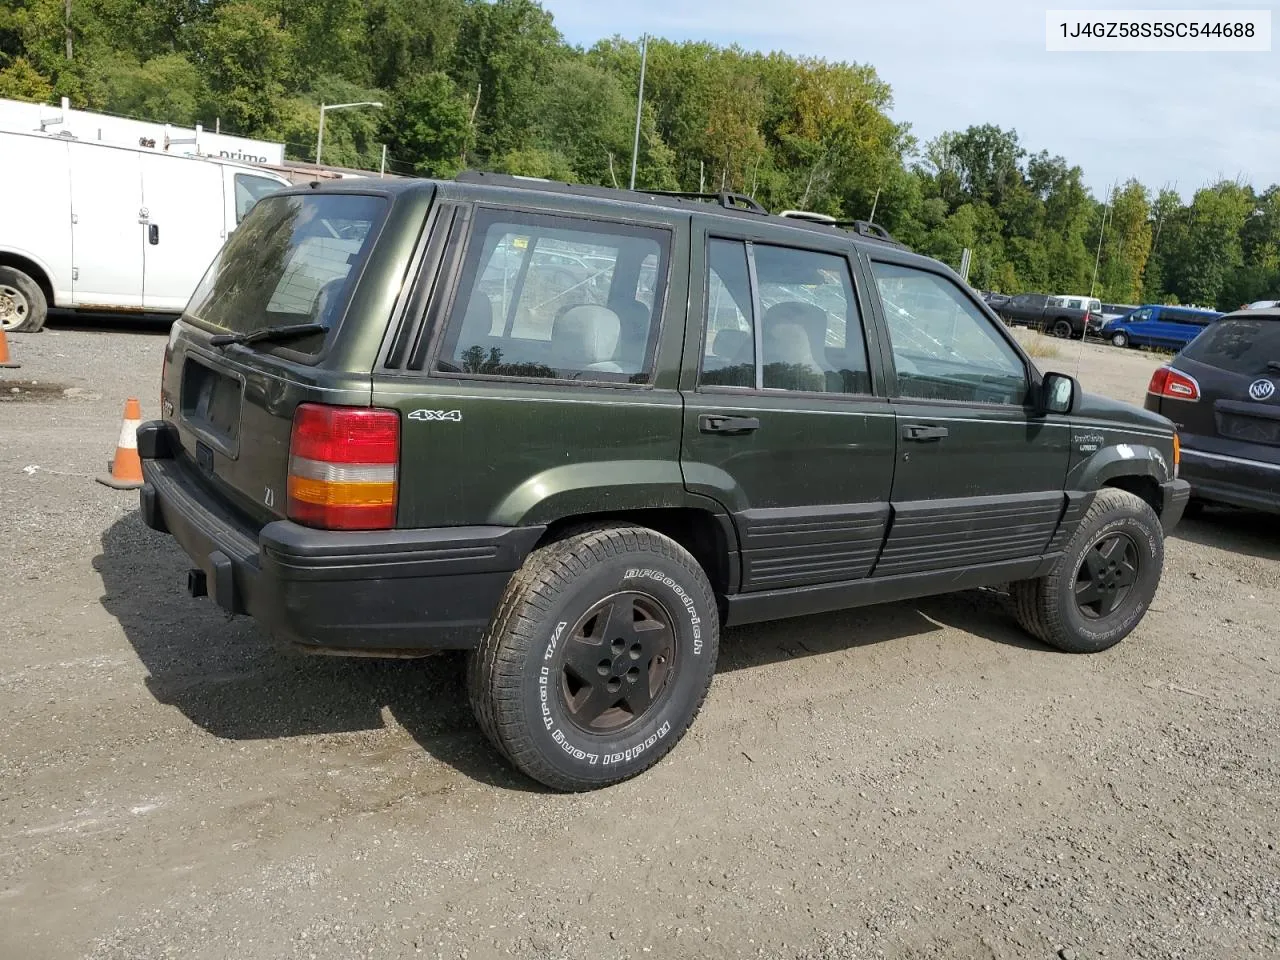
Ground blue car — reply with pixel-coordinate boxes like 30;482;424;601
1101;304;1222;349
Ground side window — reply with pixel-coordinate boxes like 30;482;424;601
1129;308;1153;322
233;174;283;224
435;211;669;383
701;240;755;387
870;261;1027;406
698;240;870;395
753;245;868;394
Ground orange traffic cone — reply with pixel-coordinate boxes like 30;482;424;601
97;398;145;490
0;326;18;368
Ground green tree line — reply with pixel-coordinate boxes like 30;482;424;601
2;0;1277;310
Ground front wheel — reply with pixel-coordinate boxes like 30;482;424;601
0;265;48;333
1009;488;1164;653
467;526;719;791
1110;331;1129;348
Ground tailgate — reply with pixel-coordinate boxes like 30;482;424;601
163;338;373;527
1169;316;1280;464
158;189;401;526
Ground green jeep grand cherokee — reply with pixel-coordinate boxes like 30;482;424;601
138;172;1190;791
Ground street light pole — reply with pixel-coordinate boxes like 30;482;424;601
629;34;648;191
315;101;384;167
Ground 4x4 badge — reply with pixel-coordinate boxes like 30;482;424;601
1247;379;1275;401
408;409;462;422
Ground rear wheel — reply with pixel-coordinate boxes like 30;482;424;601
1051;319;1074;339
1110;331;1129;348
1010;488;1163;653
467;526;719;791
0;266;47;333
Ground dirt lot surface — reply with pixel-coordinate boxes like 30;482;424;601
2;322;1277;960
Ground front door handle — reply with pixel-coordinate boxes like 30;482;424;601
903;424;949;441
149;224;159;245
700;414;760;435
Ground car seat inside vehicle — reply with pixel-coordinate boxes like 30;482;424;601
551;304;624;374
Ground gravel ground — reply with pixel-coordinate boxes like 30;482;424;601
1;320;1277;960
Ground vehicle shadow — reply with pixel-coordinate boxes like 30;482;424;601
1172;505;1280;562
46;308;174;335
96;511;1056;791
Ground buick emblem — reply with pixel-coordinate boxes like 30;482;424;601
1248;378;1276;401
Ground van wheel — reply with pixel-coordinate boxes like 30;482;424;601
1009;489;1163;653
1110;331;1129;348
1051;319;1074;339
467;526;719;791
0;266;47;333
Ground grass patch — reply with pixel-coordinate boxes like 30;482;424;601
1019;334;1061;360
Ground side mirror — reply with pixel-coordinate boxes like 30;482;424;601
1040;372;1078;415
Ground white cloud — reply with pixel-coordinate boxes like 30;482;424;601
542;0;1279;199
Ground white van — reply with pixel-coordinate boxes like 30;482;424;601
0;129;288;331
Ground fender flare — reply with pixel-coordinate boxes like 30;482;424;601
1070;442;1173;491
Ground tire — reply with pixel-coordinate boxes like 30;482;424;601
1009;488;1164;653
0;265;48;333
1110;331;1129;348
467;526;720;791
1051;319;1074;339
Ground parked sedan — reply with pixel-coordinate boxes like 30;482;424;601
1144;308;1280;514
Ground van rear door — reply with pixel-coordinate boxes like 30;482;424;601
69;142;144;307
162;188;408;526
141;153;225;311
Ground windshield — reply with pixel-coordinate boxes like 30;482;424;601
1180;318;1280;375
186;193;387;355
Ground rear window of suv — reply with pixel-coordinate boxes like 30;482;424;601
186;193;387;355
1180;317;1280;375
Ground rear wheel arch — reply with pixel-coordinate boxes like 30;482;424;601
535;506;737;601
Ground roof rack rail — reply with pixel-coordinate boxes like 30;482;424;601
644;190;768;215
777;209;905;247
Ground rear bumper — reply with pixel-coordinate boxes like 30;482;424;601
1158;478;1192;531
137;421;543;652
1178;448;1280;514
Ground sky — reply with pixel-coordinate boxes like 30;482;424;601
539;0;1279;201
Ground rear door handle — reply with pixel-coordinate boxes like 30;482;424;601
700;414;760;435
903;424;949;441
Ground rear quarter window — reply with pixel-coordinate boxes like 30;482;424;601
433;210;670;384
186;193;387;355
1180;318;1280;375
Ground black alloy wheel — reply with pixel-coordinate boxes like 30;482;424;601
560;591;676;733
1073;532;1140;619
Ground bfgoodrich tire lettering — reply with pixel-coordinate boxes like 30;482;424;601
1010;488;1163;653
467;526;719;791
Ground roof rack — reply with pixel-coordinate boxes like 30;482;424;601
778;209;904;246
642;190;768;215
454;171;770;215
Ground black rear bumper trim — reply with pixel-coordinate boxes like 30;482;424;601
139;450;544;651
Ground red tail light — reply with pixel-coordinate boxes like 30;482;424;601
1147;366;1200;401
287;404;400;530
